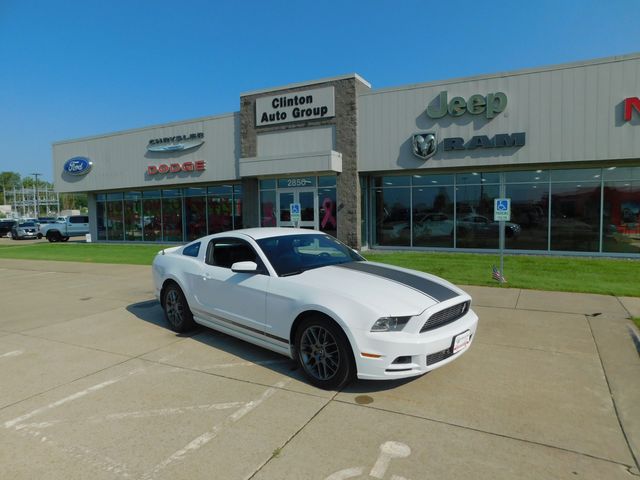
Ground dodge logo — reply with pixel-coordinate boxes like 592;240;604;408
412;133;437;160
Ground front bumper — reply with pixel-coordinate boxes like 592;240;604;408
353;309;479;380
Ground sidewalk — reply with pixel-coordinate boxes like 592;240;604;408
0;258;638;479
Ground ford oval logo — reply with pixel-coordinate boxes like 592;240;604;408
63;157;92;176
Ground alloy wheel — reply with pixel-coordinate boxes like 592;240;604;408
299;325;341;381
165;289;184;327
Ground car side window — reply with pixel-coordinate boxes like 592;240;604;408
183;242;201;257
205;238;265;273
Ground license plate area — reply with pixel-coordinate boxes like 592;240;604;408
452;330;471;354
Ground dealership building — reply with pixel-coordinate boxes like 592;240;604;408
53;53;640;256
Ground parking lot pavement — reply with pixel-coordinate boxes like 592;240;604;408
0;259;639;479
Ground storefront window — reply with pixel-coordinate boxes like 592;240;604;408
124;192;142;241
602;167;640;253
208;186;233;234
185;195;207;241
412;186;454;248
412;174;454;186
455;184;500;249
456;172;500;185
260;190;277;227
505;170;549;183
374;176;410;188
142;191;162;241
96;198;106;241
550;182;600;252
373;187;410;246
360;176;368;247
318;187;337;238
319;175;337;188
106;193;124;241
162;189;183;242
505;179;549;251
232;185;243;229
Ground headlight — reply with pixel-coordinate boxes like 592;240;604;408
371;316;412;332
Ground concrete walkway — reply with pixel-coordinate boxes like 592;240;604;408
0;258;638;479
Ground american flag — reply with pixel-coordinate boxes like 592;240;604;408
492;265;506;283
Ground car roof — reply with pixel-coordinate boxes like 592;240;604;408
194;227;324;243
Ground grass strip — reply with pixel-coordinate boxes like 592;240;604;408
0;242;638;297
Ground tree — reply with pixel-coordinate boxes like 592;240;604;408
0;171;21;204
60;192;88;211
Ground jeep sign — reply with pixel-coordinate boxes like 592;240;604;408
427;91;508;119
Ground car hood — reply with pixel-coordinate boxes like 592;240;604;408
288;261;467;316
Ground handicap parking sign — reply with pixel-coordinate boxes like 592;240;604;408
290;203;301;222
494;198;511;221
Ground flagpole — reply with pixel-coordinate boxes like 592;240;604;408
499;175;506;284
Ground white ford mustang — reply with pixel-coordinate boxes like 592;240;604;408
152;228;478;389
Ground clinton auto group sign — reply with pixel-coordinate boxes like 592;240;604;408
256;86;335;126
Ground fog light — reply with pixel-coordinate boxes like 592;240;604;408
392;356;412;364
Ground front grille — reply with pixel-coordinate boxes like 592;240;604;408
420;301;470;333
427;347;454;365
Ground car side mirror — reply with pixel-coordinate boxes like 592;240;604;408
231;261;259;273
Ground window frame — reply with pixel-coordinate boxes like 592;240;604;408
205;237;268;274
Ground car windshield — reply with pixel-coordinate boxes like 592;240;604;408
19;222;36;227
257;233;364;277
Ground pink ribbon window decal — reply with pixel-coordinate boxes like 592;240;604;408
262;202;276;227
321;197;336;229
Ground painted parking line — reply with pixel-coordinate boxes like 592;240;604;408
18;425;133;479
0;350;24;359
15;402;246;431
4;367;144;429
140;379;290;480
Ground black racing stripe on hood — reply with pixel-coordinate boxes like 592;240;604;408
337;262;458;302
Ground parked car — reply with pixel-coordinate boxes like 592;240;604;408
11;221;39;240
0;220;17;237
39;215;89;242
457;214;521;238
413;213;455;238
152;228;478;389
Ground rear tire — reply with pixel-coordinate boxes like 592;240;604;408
162;283;195;333
295;316;355;390
47;231;61;242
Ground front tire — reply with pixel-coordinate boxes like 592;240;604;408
295;316;355;390
162;283;195;333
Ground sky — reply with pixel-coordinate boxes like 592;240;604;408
0;0;638;183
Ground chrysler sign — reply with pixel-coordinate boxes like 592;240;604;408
147;133;204;152
256;86;335;126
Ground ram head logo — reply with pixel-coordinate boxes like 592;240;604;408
412;133;437;160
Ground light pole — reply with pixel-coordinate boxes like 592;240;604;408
32;173;42;218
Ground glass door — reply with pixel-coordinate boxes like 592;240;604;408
277;188;318;229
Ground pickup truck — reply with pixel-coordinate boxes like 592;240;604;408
39;215;90;242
